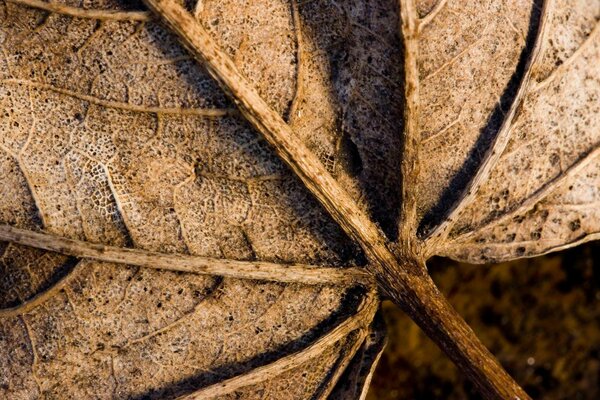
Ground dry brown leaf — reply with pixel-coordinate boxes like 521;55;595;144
0;0;377;398
0;0;598;398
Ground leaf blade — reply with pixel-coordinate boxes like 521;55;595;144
0;1;376;398
442;2;600;263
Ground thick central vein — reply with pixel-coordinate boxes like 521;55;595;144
141;0;420;289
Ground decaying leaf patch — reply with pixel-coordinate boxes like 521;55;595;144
0;0;598;398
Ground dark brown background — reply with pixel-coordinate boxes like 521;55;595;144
368;243;600;399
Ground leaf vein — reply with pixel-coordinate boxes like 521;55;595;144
0;224;373;286
1;79;235;117
7;0;153;21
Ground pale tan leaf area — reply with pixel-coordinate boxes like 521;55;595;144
0;0;598;398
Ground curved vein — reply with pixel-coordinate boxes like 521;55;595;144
423;0;554;250
1;79;234;117
449;141;600;244
19;315;43;393
0;258;84;318
315;328;369;400
356;335;386;400
0;225;373;286
177;290;378;399
421;111;463;145
338;317;386;400
124;277;224;347
450;231;600;261
417;0;448;32
533;20;600;92
7;0;153;21
102;164;136;244
535;231;600;258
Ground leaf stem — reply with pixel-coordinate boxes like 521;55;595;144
140;1;531;398
382;261;530;400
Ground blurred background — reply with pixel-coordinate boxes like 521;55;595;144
367;242;600;399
